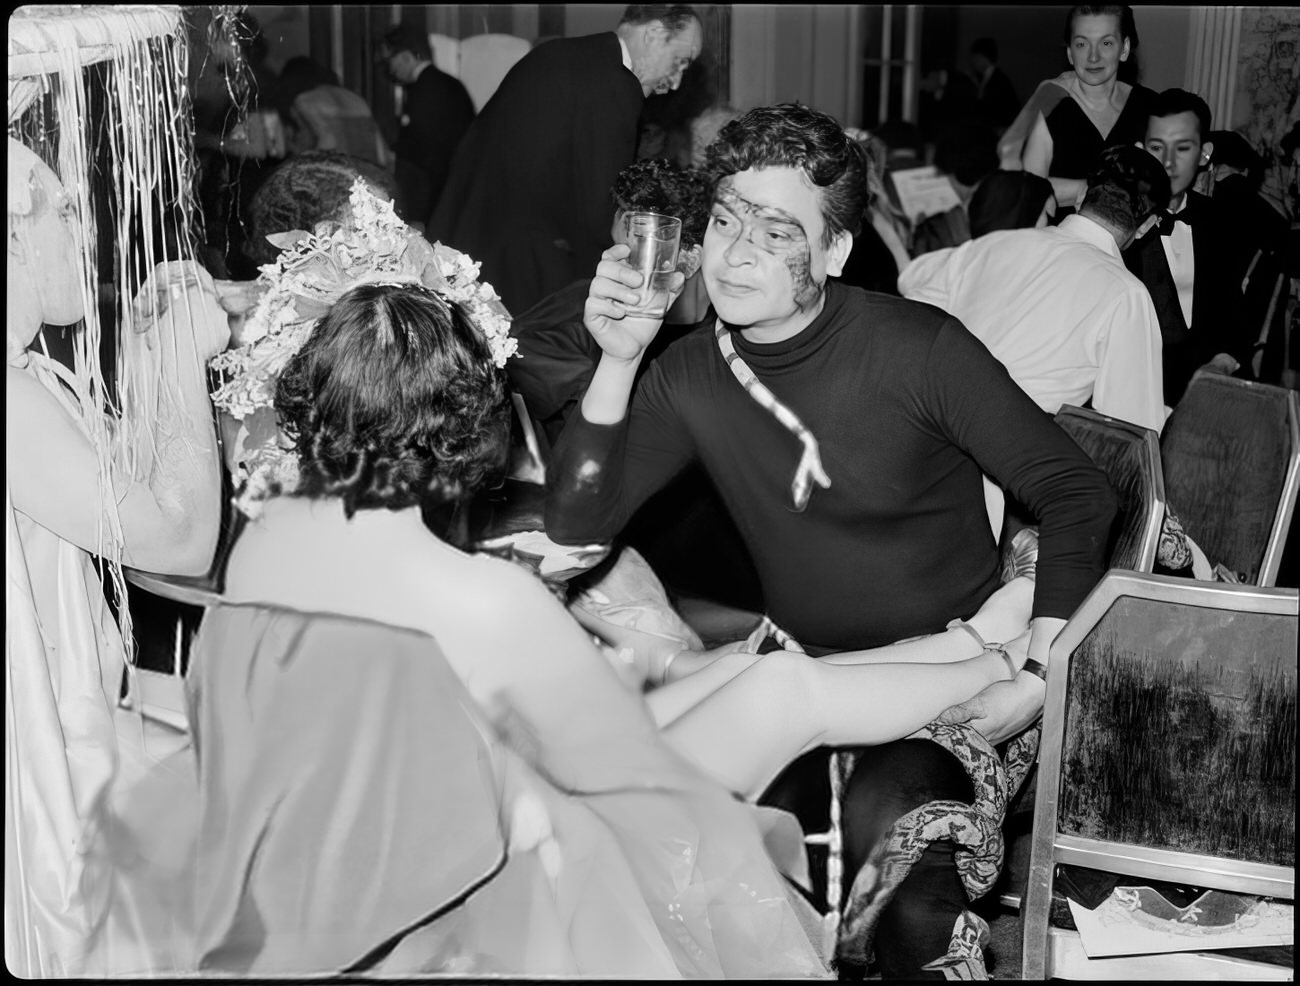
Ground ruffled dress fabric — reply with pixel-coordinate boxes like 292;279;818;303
149;603;829;978
4;354;140;977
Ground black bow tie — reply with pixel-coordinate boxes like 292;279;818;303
1157;209;1194;236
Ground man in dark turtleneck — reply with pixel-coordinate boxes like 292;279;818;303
546;103;1115;980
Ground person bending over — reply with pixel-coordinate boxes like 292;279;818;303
901;143;1170;434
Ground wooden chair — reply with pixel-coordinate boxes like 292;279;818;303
1160;372;1300;586
1054;405;1165;573
1021;570;1297;979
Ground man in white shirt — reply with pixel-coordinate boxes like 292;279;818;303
900;143;1171;434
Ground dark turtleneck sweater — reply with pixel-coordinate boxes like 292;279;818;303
546;280;1115;652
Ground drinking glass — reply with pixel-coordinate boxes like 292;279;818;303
622;212;681;318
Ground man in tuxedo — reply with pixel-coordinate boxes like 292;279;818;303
1124;88;1256;407
379;23;476;229
429;5;704;317
969;37;1019;133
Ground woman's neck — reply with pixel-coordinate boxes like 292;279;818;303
1071;74;1121;108
258;496;440;549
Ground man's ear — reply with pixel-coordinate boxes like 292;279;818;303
826;230;853;278
1200;139;1214;167
644;20;668;44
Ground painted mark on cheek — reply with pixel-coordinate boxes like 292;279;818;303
786;245;820;309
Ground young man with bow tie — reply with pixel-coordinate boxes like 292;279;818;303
1124;88;1256;407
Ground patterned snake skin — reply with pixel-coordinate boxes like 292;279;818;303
834;721;1041;977
744;608;1042;979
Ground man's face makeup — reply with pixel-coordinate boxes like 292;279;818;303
703;167;842;337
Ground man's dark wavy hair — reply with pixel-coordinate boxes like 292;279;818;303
703;102;868;246
611;158;710;248
248;151;399;266
1080;143;1171;233
275;283;510;519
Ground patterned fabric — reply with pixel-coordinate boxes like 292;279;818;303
835;719;1038;976
741;618;1041;980
715;322;831;511
1157;506;1193;571
1157;507;1244;582
922;911;992;980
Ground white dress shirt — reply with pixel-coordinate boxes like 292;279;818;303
899;213;1166;434
1159;195;1196;328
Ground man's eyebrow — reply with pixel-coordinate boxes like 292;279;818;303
714;188;806;230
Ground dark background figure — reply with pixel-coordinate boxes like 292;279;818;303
834;219;903;296
910;118;1000;256
1207;129;1292;386
835;125;913;295
244;150;400;269
968;170;1056;239
191;10;282;280
378;21;475;231
275;56;389;167
917;64;978;148
1208;129;1289;267
635;53;719;167
429;4;704;318
969;37;1020;133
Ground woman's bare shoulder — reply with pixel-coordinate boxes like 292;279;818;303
447;550;564;616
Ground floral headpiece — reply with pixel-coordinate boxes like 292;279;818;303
210;178;517;515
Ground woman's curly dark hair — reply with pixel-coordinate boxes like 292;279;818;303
247;151;399;266
611;157;711;249
274;282;511;518
703;102;868;246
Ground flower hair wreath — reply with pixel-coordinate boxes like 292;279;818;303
210;178;518;516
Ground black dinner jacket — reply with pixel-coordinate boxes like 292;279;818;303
1123;191;1253;405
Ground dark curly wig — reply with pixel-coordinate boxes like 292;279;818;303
246;151;399;266
611;157;710;248
703;102;868;246
274;282;511;518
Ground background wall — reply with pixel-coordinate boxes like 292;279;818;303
730;5;858;124
1135;6;1193;93
1231;7;1300;217
949;6;1189;102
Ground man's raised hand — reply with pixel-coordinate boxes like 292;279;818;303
583;243;684;363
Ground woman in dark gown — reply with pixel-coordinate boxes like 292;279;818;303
1021;5;1156;218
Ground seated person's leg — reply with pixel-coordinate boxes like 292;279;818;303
841;739;976;979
